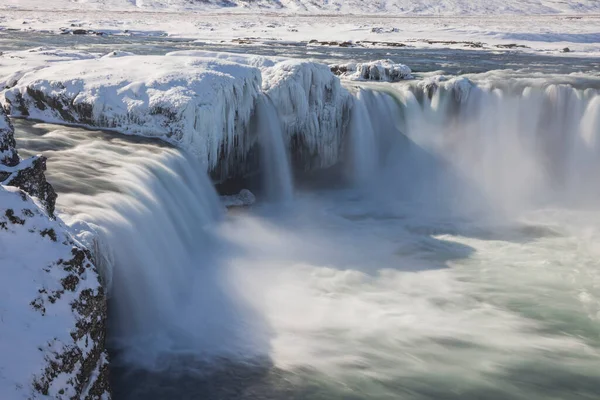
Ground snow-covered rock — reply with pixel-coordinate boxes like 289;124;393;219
0;106;18;167
0;108;57;216
5;50;354;174
4;55;262;177
0;184;110;399
171;52;354;169
0;47;98;91
1;106;109;398
330;60;413;82
411;75;473;103
262;60;352;170
220;188;256;208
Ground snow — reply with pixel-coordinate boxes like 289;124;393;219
2;47;353;170
331;60;413;82
0;184;107;399
0;47;98;91
4;55;262;171
2;0;600;15
1;7;599;55
166;50;286;68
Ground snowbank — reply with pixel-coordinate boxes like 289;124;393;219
4;55;262;173
263;60;352;170
330;60;413;82
0;184;110;399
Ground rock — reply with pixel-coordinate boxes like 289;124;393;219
563;47;571;53
0;107;18;168
0;108;56;216
2;155;57;217
221;188;256;208
0;185;111;400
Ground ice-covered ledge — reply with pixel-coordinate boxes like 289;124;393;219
4;55;263;179
3;49;356;177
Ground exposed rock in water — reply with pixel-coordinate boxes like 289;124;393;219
330;60;413;82
221;188;256;208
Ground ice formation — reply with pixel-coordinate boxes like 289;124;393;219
4;55;262;175
330;60;413;82
263;60;352;170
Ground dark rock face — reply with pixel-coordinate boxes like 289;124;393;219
3;155;57;217
31;248;111;399
0;109;19;167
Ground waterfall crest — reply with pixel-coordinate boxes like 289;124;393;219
346;77;600;213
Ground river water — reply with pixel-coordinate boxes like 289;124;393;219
8;32;600;399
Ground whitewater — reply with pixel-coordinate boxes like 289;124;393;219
11;65;600;399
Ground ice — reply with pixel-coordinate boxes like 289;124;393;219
331;60;413;82
4;55;262;172
263;60;352;169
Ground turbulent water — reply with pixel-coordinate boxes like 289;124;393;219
13;71;600;400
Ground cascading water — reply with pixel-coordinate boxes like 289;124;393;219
13;120;270;370
346;90;378;186
349;76;600;215
255;96;294;202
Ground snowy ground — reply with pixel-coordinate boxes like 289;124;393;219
3;0;600;14
0;9;599;55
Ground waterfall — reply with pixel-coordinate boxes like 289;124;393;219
347;78;600;213
14;121;271;368
255;96;294;202
347;90;378;186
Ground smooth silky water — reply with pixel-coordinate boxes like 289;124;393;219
12;68;600;400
